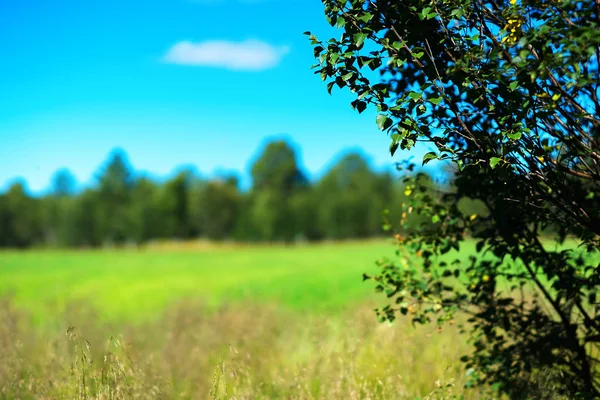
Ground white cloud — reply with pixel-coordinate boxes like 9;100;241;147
162;40;290;71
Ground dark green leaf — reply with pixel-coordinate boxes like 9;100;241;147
422;152;438;165
377;114;392;130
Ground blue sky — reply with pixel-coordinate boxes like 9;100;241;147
0;0;427;193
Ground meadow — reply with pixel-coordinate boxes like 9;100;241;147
0;241;401;322
0;241;503;399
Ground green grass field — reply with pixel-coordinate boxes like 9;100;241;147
0;241;399;323
4;238;580;323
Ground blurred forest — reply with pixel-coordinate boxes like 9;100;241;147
0;140;458;248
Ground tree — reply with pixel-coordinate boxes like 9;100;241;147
62;188;103;247
316;153;392;238
309;0;600;397
42;168;78;245
51;168;77;198
96;149;134;245
289;188;322;241
128;177;159;243
251;141;308;193
156;170;195;239
248;190;288;241
195;177;241;240
0;194;11;246
249;140;309;242
0;182;42;247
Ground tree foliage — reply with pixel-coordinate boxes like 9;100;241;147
248;141;309;242
316;153;394;238
251;141;308;193
97;149;134;245
0;182;42;248
195;178;241;240
0;141;414;247
308;0;600;397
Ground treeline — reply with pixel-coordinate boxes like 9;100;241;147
0;140;440;248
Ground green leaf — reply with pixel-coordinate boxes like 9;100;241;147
490;157;502;169
507;132;522;140
429;97;443;105
342;72;354;82
432;215;441;223
509;81;519;91
358;56;373;68
377;114;387;129
353;33;367;47
409;92;422;101
422;152;438;165
357;12;373;23
403;138;415;149
326;81;335;94
377;114;392;130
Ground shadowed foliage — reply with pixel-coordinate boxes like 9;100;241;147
308;0;600;397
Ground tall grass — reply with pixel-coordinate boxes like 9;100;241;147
0;296;492;399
